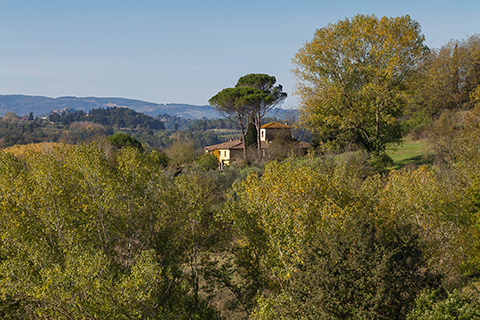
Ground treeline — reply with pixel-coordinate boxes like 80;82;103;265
0;118;110;149
0;106;298;151
49;106;165;130
412;35;480;119
156;113;196;131
0;113;226;151
189;118;238;131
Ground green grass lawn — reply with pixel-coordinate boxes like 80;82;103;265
387;138;436;170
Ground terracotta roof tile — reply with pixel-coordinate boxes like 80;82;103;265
261;121;291;129
204;140;243;151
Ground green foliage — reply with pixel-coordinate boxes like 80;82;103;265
408;284;480;320
235;74;287;110
165;137;199;168
413;35;480;119
209;83;276;160
453;105;480;178
3;26;480;317
267;130;299;161
147;149;169;167
208;162;256;194
189;118;238;131
0;131;474;319
0;108;213;152
49;106;165;130
2;112;19;120
107;132;144;152
157;113;196;131
293;14;428;165
282;213;438;320
427;109;463;166
220;156;369;316
451;105;480;275
236;73;287;158
219;152;467;318
370;166;467;282
0;118;106;148
245;117;257;148
195;152;220;172
209;87;271;119
0;144;222;319
367;152;394;172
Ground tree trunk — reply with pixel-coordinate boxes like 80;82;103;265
255;113;262;159
240;122;247;161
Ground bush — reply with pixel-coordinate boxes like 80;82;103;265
408;283;480;320
195;153;219;172
107;132;144;152
165;138;198;168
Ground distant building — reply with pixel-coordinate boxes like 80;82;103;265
259;121;292;142
204;139;244;167
204;122;310;169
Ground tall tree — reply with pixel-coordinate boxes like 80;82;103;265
245;115;257;149
209;86;269;160
292;14;428;167
413;34;480;119
236;74;287;158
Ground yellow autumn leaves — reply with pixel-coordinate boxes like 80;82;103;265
222;153;465;310
292;14;429;164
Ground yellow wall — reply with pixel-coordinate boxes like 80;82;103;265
219;149;231;165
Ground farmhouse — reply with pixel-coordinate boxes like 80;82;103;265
204;121;310;168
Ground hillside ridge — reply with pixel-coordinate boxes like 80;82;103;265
0;94;221;119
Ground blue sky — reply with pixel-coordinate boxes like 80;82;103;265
0;0;478;108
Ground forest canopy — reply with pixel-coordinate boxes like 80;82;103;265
48;106;165;130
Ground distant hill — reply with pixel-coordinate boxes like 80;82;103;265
0;95;222;119
0;94;295;121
